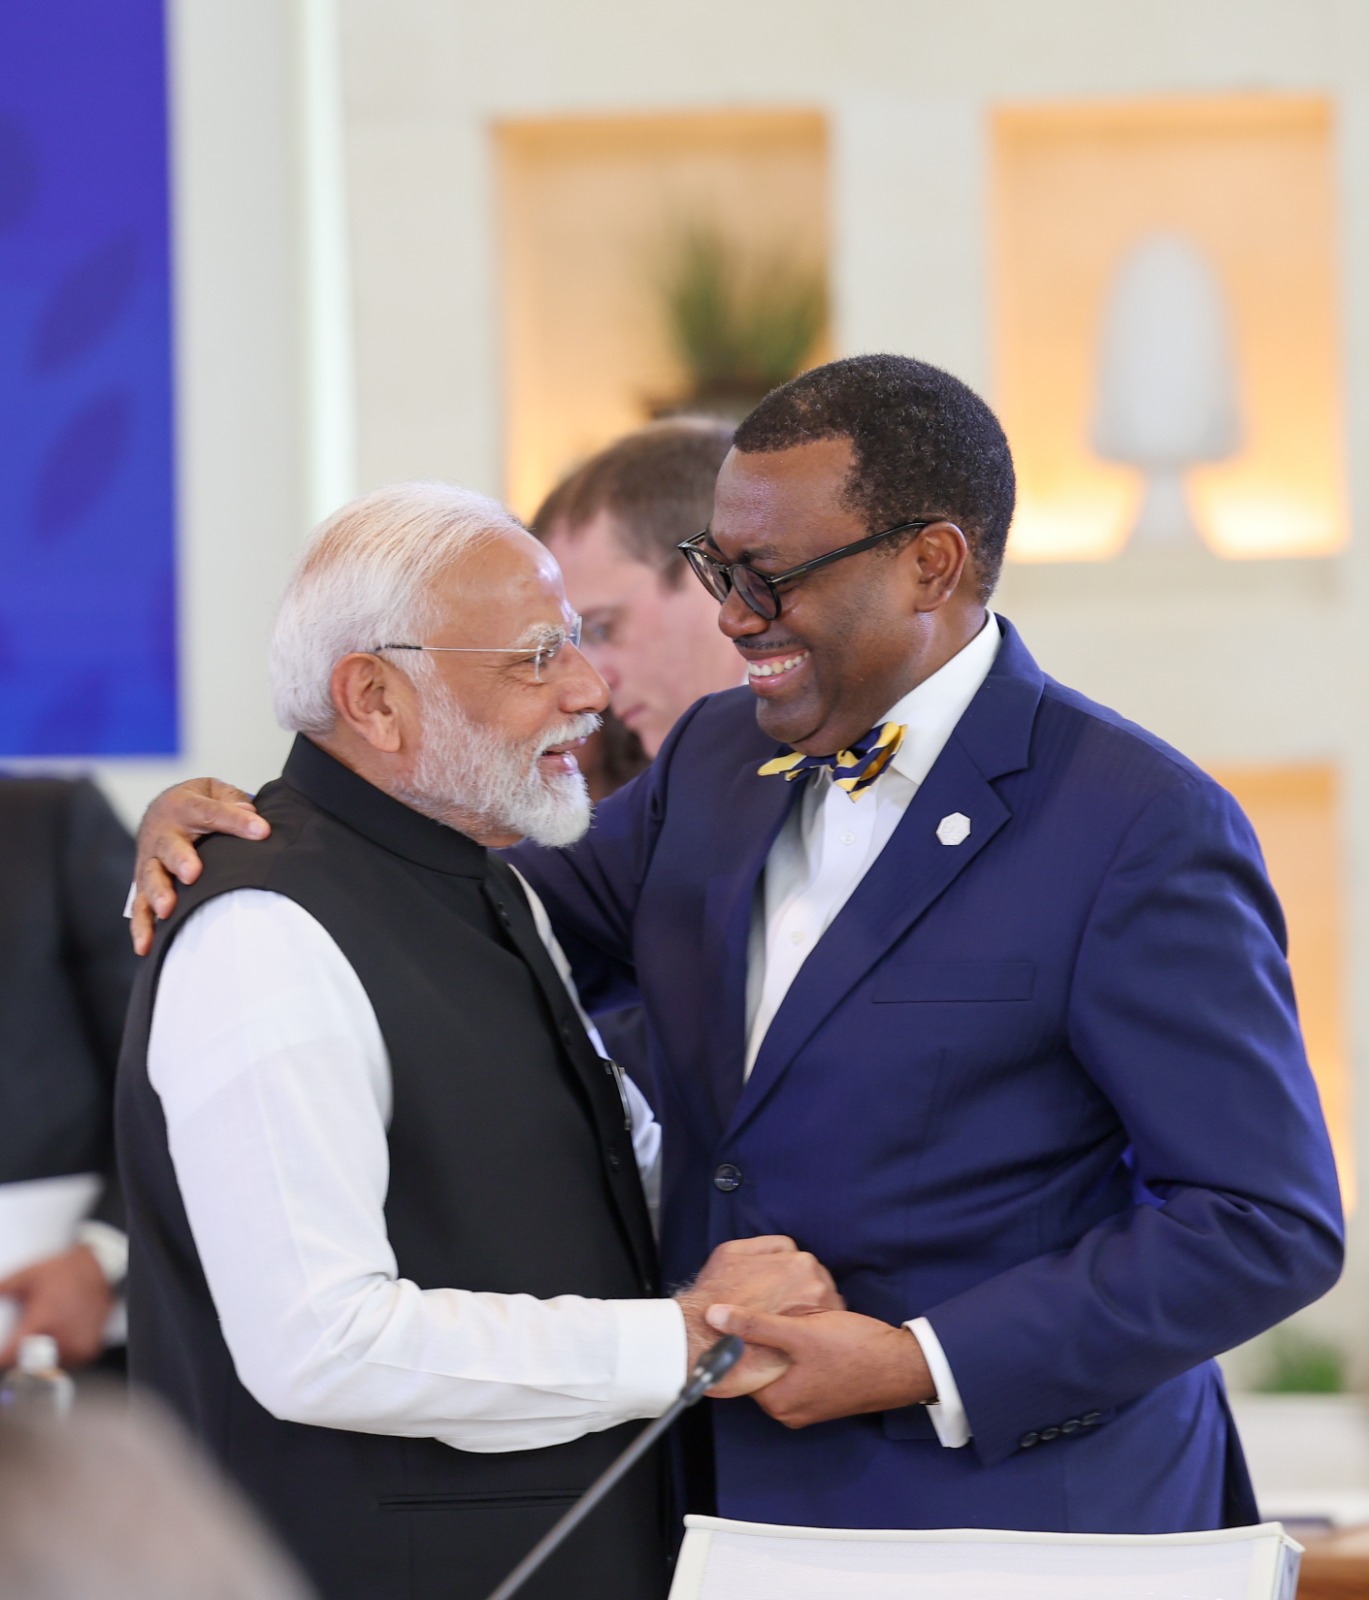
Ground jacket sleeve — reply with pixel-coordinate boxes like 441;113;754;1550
59;780;137;1084
58;780;136;1220
923;772;1345;1466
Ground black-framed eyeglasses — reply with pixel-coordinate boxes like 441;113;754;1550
374;615;582;683
677;521;937;621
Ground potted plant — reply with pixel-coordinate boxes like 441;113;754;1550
647;220;826;421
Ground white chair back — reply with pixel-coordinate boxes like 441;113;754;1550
669;1516;1301;1600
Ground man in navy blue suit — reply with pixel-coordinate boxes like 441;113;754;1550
509;355;1343;1533
132;355;1342;1535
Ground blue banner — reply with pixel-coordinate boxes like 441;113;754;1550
0;0;177;755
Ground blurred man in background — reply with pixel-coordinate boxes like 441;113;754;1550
0;776;133;1372
535;418;741;759
533;419;743;1092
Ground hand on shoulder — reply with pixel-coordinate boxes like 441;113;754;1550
130;778;268;955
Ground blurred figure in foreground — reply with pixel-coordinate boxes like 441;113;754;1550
534;418;741;760
0;1392;312;1599
0;777;134;1371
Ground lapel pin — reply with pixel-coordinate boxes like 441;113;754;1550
936;812;971;846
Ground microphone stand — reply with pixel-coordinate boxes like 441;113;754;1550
483;1334;743;1600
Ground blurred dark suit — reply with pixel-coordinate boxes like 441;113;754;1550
0;778;135;1193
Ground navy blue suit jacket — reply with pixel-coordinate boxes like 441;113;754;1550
513;619;1343;1533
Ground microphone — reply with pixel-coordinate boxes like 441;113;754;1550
483;1334;743;1600
679;1330;745;1403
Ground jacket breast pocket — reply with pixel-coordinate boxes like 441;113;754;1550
872;960;1036;1004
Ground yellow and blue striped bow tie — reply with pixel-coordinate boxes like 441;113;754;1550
757;720;906;799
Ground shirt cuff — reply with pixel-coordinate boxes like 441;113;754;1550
76;1220;128;1287
123;880;137;920
610;1297;689;1420
907;1315;971;1448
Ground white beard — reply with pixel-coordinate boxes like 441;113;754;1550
399;679;596;848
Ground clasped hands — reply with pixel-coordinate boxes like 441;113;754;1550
676;1237;935;1429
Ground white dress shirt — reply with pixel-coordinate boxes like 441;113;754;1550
147;870;686;1454
745;613;1002;1448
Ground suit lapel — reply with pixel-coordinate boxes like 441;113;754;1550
727;620;1046;1138
700;756;805;1131
730;737;1009;1133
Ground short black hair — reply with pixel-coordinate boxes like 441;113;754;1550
732;354;1015;601
531;418;734;588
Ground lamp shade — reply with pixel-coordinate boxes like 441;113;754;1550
1092;231;1242;466
1091;232;1242;547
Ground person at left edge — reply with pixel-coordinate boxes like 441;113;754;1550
0;776;134;1371
114;484;841;1600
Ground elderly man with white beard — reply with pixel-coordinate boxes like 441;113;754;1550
113;483;839;1600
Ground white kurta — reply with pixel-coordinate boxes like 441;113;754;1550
147;869;686;1453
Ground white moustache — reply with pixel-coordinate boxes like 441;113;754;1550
534;713;602;760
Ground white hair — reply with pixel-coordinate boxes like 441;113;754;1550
270;481;524;734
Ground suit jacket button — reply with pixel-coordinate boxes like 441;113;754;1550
607;1151;622;1171
1060;1418;1081;1434
1081;1411;1101;1426
713;1163;742;1192
1019;1431;1040;1448
1039;1426;1060;1442
559;1020;575;1043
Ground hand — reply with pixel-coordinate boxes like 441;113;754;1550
130;778;269;955
0;1245;113;1369
703;1305;935;1427
676;1236;843;1398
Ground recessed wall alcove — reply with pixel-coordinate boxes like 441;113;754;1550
496;109;828;519
992;97;1344;564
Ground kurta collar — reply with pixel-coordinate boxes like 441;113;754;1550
281;735;488;879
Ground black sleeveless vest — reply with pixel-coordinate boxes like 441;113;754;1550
116;738;667;1600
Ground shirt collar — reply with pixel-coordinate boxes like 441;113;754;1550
879;611;1002;790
